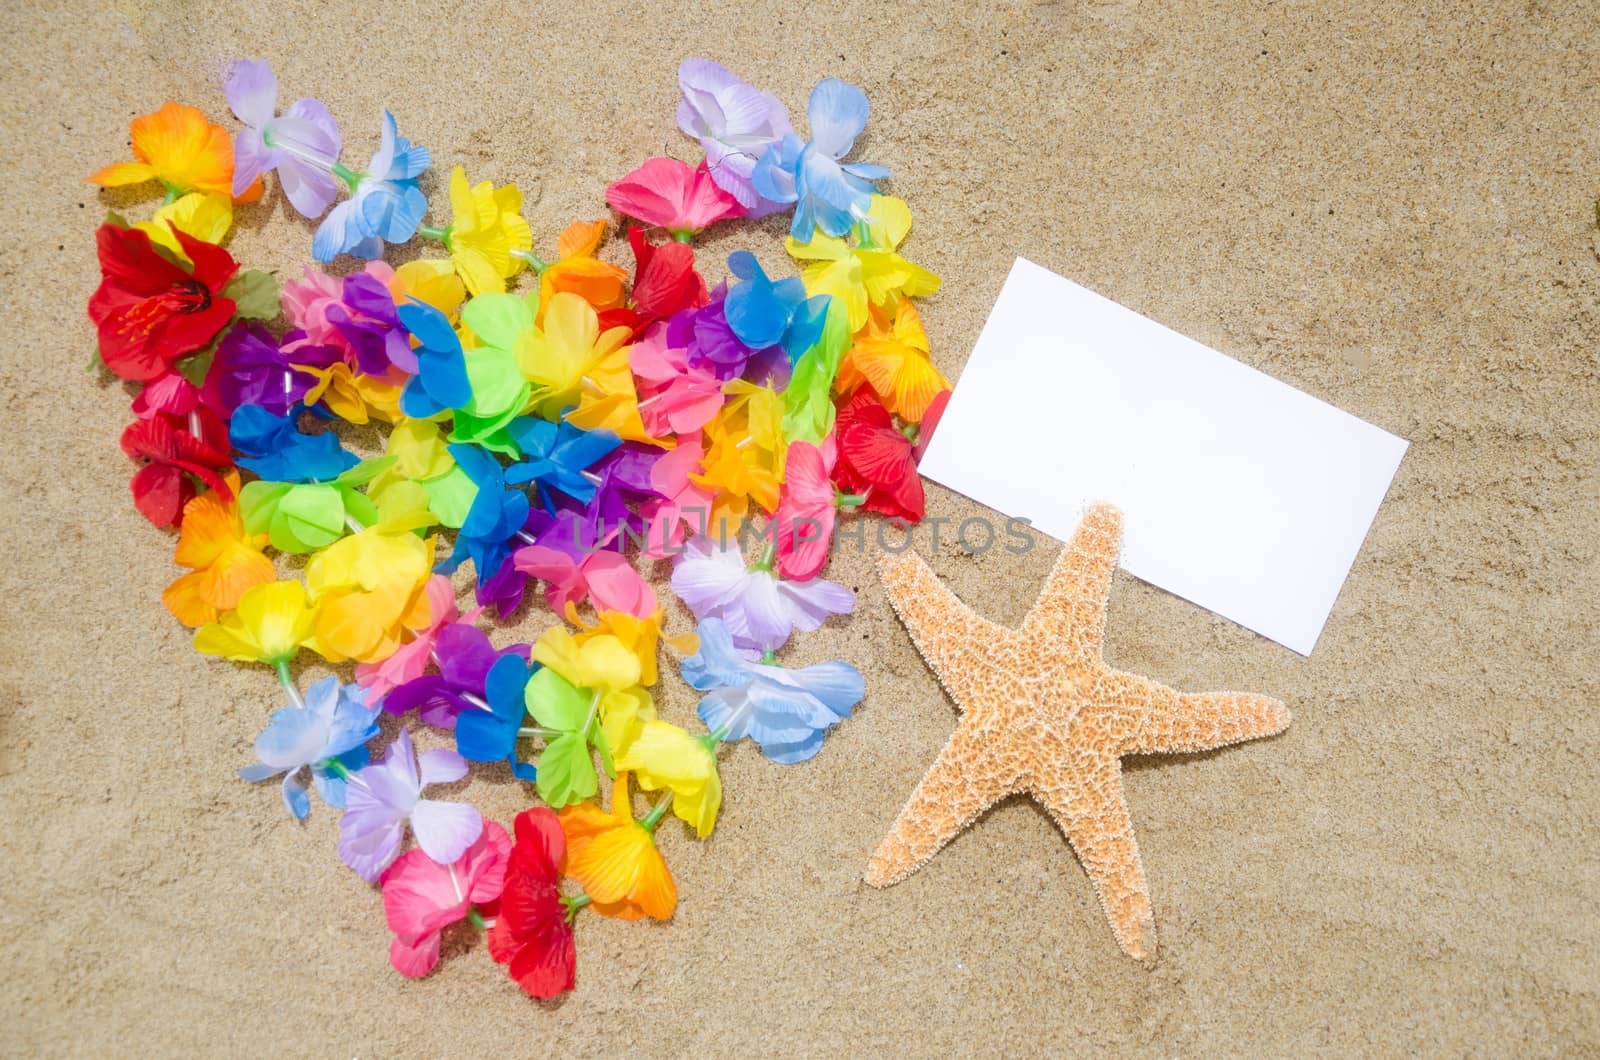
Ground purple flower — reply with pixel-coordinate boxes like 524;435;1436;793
682;618;864;764
326;271;417;375
239;677;380;819
670;535;855;653
381;624;530;729
337;728;483;881
676;58;793;215
679;287;791;387
205;322;333;416
224;59;343;217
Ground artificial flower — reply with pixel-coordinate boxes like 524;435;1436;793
537;219;628;317
89;223;239;382
304;516;436;664
834;297;948;422
519;291;632;420
670;535;855;653
193;578;319;665
780;296;853;444
514;545;658;621
430;166;533;295
452;292;538;444
313;110;430;261
338;727;483;881
299;361;407;426
229;402;359;483
565;606;694;688
119;407;232;527
437;443;529;588
163;470;274;626
355;575;480;700
691;380;787;523
488;807;577;998
832;389;925;521
131;370;207;420
773;439;839;581
369;418;477;529
456;653;539;781
565;345;657;445
531;627;656;767
207;324;328;417
640;438;716;560
628;322;724;436
238;458;387;553
89;101;262;201
381;820;511;978
785;195;941;332
383;623;527;729
675;58;793;213
614;719;722;838
397;298;472;418
609;226;709;336
557;773;677;919
133;192;234;262
224;58;342;216
682;618;863;763
503;416;622;511
752;78;888;241
722;250;817;351
239;676;380;818
605;157;744;239
520;664;612;808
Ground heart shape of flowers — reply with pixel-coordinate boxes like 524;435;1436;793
87;56;949;999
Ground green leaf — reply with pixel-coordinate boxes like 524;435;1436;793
535;733;598;808
224;269;281;321
525;667;590;731
178;346;215;387
103;210;129;229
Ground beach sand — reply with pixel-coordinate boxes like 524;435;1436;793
2;0;1597;1053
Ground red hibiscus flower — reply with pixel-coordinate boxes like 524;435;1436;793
832;390;925;523
120;408;232;527
605;158;745;238
487;807;577;1000
88;223;239;382
599;227;709;338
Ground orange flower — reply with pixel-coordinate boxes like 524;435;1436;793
90;102;263;202
538;219;628;322
837;298;949;423
162;471;275;627
557;773;677;921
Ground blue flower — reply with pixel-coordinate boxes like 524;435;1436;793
313;110;431;261
230;403;359;483
397;300;471;418
681;618;865;764
503;416;622;513
752;79;889;242
239;677;381;818
436;443;528;586
456;653;539;782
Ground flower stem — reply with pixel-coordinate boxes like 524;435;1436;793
639;792;674;834
668;228;695;244
467;907;488;929
274;660;305;709
760;649;778;665
417;224;452;246
748;540;776;573
834;490;869;508
510;248;548;272
519;725;563;740
160;181;182;206
561;892;592;922
330;162;361;190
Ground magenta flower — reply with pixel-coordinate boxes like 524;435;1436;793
774;438;838;581
379;819;511;977
606;157;745;239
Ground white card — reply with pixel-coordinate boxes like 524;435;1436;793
917;257;1408;655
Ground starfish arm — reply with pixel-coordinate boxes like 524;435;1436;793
1031;753;1156;961
1021;502;1123;654
865;716;1018;887
878;550;1009;703
1121;685;1291;755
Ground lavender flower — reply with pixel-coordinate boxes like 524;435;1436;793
338;728;483;881
224;59;343;217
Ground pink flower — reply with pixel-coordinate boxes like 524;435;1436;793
641;439;716;560
513;544;659;618
775;438;838;580
630;324;724;436
605;158;745;237
356;576;484;701
379;820;512;978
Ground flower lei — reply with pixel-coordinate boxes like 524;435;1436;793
86;57;949;998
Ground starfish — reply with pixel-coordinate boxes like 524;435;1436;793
866;502;1290;960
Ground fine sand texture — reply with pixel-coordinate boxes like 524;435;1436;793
2;0;1597;1054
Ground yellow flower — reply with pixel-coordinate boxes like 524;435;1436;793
298;363;406;425
134;192;233;262
565;605;698;687
836;298;950;423
389;259;466;319
615;720;722;838
90;102;262;202
691;379;786;522
304;520;436;663
519;291;632;420
785;195;940;331
193;579;318;665
564;345;664;445
436;166;534;296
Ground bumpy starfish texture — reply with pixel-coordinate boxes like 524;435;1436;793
866;502;1290;960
